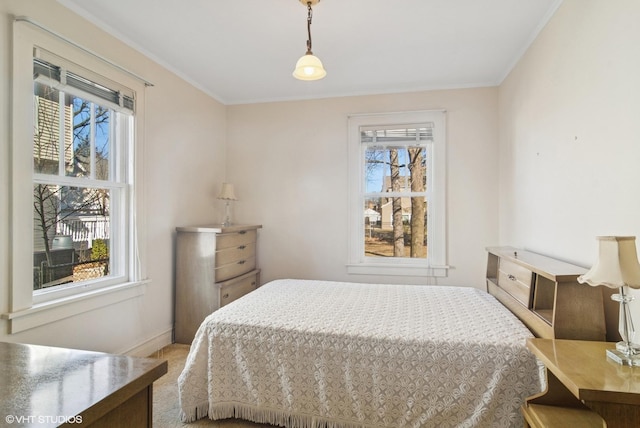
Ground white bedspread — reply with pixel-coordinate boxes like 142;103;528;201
178;279;544;427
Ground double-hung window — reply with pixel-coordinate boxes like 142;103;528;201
32;53;133;297
6;20;147;332
347;111;447;277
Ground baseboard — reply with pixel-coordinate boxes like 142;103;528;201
118;328;173;357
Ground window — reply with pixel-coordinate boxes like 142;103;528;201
5;19;147;332
347;111;447;276
32;54;134;298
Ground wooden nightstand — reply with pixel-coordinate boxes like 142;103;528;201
523;338;640;428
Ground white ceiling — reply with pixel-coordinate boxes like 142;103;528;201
59;0;562;105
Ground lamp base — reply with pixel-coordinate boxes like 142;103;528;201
616;340;640;353
221;200;232;227
606;348;640;366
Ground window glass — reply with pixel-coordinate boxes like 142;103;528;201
67;97;111;179
33;81;63;175
362;129;429;260
33;184;112;290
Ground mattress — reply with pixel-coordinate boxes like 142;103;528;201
178;279;544;427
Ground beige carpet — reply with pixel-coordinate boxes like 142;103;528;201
151;344;275;428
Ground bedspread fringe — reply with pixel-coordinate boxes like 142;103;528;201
211;402;367;428
180;402;210;423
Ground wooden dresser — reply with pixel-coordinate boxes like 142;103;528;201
175;224;261;344
0;342;167;427
486;246;606;341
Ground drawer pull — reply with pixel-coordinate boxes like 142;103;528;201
222;293;229;299
238;260;246;265
239;230;247;235
508;274;516;281
251;281;256;286
238;245;246;250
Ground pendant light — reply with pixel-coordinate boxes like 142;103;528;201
293;0;327;81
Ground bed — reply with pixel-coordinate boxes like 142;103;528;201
178;279;544;427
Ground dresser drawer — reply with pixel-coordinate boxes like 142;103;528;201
498;259;533;306
219;270;259;307
215;242;256;267
216;229;257;250
215;256;256;282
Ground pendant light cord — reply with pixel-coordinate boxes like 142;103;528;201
306;2;313;54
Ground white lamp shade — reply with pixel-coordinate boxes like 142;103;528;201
292;53;327;81
217;182;237;200
578;236;640;289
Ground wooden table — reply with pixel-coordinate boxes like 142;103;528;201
0;342;167;427
523;338;640;428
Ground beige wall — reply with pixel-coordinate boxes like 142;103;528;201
9;0;620;354
0;1;227;353
227;87;499;288
498;0;640;315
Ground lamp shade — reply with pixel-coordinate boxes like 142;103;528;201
578;236;640;289
292;53;327;81
217;183;237;200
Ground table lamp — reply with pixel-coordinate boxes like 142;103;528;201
578;236;640;366
217;182;237;227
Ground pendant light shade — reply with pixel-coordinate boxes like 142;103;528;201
293;53;327;80
292;0;326;81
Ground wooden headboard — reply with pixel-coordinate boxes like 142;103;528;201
486;246;618;342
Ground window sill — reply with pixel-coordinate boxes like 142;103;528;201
1;280;149;334
346;263;449;277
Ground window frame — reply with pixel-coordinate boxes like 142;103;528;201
31;66;132;302
347;111;448;277
4;20;148;333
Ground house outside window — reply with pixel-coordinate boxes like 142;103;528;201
347;111;448;277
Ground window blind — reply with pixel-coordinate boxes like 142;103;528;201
360;123;434;144
34;57;135;111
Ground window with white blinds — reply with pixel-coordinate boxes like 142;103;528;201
7;19;148;332
347;111;448;277
32;54;134;296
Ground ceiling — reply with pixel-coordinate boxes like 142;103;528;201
58;0;562;105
